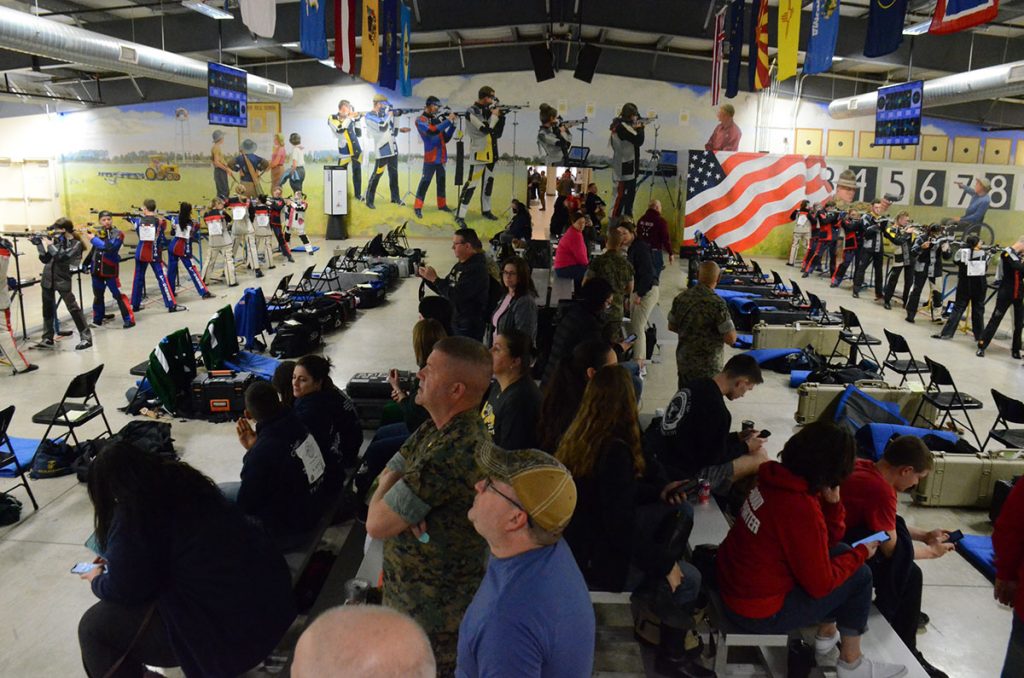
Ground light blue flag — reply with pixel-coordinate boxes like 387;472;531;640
803;0;840;75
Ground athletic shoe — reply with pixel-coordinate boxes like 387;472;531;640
123;321;135;329
976;347;986;357
852;290;859;298
414;208;423;219
1014;350;1022;360
481;211;499;220
365;201;376;209
57;330;73;337
91;319;104;327
255;270;264;278
392;199;405;207
802;272;810;278
16;364;39;375
883;302;891;309
202;292;214;299
837;656;907;678
931;334;948;340
75;339;92;350
438;206;453;213
905;317;915;324
168;304;187;313
33;339;54;349
455;217;468;229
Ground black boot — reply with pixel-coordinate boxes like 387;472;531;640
655;624;715;678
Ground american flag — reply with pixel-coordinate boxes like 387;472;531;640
711;9;726;106
683;151;832;251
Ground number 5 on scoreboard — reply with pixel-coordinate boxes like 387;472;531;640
882;168;911;205
914;170;945;207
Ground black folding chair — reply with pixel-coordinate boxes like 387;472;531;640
788;279;811;309
983;389;1024;452
807;292;841;325
770;271;793;297
0;405;37;511
910;357;984;450
829;307;882;367
30;364;112;447
882;329;930;387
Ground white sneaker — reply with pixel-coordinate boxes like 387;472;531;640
814;632;839;667
837;655;909;678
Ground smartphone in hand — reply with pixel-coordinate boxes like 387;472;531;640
946;529;965;544
71;562;98;575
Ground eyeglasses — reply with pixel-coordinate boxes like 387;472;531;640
501;269;517;276
485;478;526;513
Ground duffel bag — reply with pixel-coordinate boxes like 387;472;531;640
270;318;322;358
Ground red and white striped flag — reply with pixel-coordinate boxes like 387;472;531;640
334;0;357;74
711;10;726;106
684;151;832;251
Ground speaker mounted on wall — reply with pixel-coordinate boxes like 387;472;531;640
574;43;602;83
529;44;556;82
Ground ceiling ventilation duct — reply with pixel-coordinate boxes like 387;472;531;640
828;60;1024;119
0;5;292;102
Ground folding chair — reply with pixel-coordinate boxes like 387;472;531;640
829;307;882;367
770;271;792;297
982;389;1024;452
910;357;984;450
806;292;841;325
0;405;37;511
311;255;343;293
31;365;112;447
289;265;317;294
882;329;930;387
788;279;810;309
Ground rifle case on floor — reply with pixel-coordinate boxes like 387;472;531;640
752;322;848;358
914;450;1024;508
795;380;937;425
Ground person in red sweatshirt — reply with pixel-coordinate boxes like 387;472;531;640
994;477;1024;676
716;423;906;678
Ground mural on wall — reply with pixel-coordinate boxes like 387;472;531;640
46;69;1024;255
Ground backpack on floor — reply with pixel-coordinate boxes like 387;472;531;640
30;439;80;479
270;318;322;358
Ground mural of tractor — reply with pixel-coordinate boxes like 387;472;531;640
144;154;181;181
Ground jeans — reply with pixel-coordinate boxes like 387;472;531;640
725;545;873;638
214;168;229;200
79;600;178;678
555;265;588;294
652;249;665;279
1003;613;1024;678
286;166;306;193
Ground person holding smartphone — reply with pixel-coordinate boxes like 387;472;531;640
717;423;907;678
840;436;953;677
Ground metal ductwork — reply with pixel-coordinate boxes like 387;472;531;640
0;5;293;102
828;60;1024;119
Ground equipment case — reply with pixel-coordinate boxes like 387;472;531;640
191;370;258;421
795;381;937;425
914;450;1024;508
753;322;848;358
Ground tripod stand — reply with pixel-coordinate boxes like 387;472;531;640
400;113;418;205
639;124;680;211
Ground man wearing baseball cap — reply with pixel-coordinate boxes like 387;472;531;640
456;445;595;677
954;176;991;227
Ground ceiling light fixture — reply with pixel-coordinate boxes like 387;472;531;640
902;21;931;36
181;0;233;20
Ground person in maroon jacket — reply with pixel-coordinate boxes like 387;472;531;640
716;423;906;678
994;477;1024;676
636;200;673;279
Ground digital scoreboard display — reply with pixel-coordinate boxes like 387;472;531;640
208;62;248;128
874;80;923;147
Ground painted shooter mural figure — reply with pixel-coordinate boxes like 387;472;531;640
456;86;506;227
364;94;410;209
230;138;270;199
328;99;364;201
413;95;457;219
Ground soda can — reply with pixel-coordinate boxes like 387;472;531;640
741;420;755;432
343;578;370;605
698;479;711;505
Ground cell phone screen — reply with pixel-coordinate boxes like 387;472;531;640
946;530;964;544
624;334;637;343
852;531;891;548
71;562;98;575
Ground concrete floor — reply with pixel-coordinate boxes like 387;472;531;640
0;226;1019;677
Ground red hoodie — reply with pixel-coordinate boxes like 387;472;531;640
994;479;1024;619
716;461;869;619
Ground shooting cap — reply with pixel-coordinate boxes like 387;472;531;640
97;210;113;219
212;130;224;142
977;177;992;191
240;138;256;153
836;169;858;190
372;93;389;104
425;95;441;107
478;85;495;99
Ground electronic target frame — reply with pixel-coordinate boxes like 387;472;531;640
874;81;923;147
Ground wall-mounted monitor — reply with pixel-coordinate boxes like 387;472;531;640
874;81;923;147
208;62;248;128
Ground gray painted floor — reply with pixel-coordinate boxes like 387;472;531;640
0;231;1018;677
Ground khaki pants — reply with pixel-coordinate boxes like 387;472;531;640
202;244;237;286
630;285;660;362
789;231;810;265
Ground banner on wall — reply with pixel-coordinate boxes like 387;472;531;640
379;0;399;90
777;0;801;81
300;0;328;60
399;2;412;96
929;0;998;34
335;0;357;74
725;0;745;98
803;0;841;76
864;0;909;58
684;151;831;251
749;0;770;91
360;0;380;83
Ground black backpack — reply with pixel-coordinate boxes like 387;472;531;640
270;317;322;357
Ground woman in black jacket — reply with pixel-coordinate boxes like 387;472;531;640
540;276;613;385
485;255;538;346
292;355;363;494
78;442;295;678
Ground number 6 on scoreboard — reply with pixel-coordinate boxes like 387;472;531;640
914;170;945;206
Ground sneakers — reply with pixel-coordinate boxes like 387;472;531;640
255;269;264;278
837;655;908;678
454;217;468;229
976;346;986;357
391;199;405;207
1014;350;1022;360
123;320;135;329
16;363;39;375
168;304;187;313
33;339;54;349
57;329;73;337
814;632;840;667
481;211;499;220
931;333;949;340
414;208;423;219
75;339;92;350
202;292;214;299
852;290;860;298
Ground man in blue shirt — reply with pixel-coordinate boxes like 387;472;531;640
955;176;991;226
457;445;595;677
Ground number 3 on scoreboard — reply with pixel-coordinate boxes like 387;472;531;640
914;170;946;206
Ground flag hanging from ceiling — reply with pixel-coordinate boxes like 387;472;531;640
864;0;909;58
683;151;831;251
725;0;745;98
299;0;327;60
378;0;399;90
360;0;380;83
334;0;356;73
711;10;726;105
803;0;841;75
930;0;998;34
399;2;412;96
749;0;770;90
240;0;276;39
777;0;802;81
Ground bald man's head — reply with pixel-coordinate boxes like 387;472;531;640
697;260;721;288
292;606;435;678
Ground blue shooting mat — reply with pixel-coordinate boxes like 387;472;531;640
856;423;958;461
790;370;811;388
957;535;995;582
224;352;281;382
0;437;37;477
741;348;802;365
732;334;753;349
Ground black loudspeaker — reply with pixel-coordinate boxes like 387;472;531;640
574;43;602;83
529;44;556;82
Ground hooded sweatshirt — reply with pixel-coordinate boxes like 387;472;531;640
716;461;869;619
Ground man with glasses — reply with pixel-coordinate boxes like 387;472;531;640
366;337;493;677
456;445;595;677
418;228;491;341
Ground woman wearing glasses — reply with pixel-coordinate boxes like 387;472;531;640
485;255;538;346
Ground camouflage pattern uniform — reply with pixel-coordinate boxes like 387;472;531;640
667;283;734;387
587;250;634;338
381;409;490;676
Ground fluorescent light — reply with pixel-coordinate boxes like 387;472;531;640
903;20;931;36
181;0;233;20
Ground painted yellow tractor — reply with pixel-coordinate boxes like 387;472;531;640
144;155;181;181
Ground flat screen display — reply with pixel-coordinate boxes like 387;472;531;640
874;81;923;147
208;62;248;128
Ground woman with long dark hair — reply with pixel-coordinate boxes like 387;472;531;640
536;338;616;453
485;255;538;346
292;355;363;495
78;442;295;678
